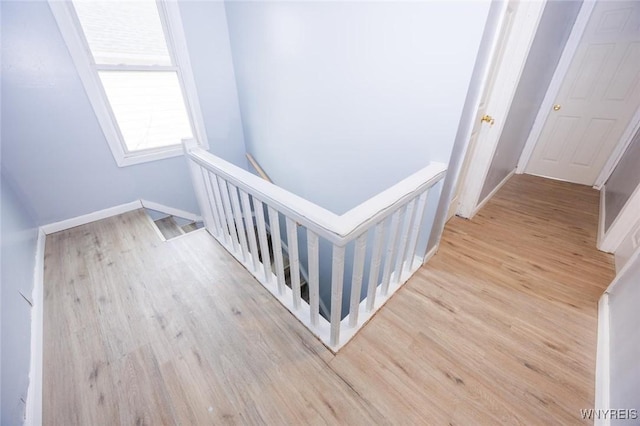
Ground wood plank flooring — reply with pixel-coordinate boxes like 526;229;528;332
43;174;615;425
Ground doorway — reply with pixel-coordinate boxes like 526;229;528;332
521;1;640;186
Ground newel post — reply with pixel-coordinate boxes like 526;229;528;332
182;138;212;230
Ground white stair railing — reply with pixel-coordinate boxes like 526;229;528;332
184;139;446;351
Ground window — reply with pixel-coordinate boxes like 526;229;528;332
50;0;208;166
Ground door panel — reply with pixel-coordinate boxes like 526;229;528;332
447;2;517;221
526;1;640;186
605;42;640;100
540;116;579;162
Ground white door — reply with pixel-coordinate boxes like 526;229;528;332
525;1;640;186
454;0;545;219
446;2;517;221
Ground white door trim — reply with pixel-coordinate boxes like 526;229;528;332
445;0;510;221
428;0;510;250
457;0;546;219
516;1;597;174
25;229;46;426
594;106;640;189
595;292;610;426
598;185;607;250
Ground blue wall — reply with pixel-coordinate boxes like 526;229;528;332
608;248;640;420
1;174;39;425
178;1;248;169
1;2;246;422
1;0;246;226
225;0;490;215
224;0;490;315
605;128;640;231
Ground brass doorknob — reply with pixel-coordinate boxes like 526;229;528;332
481;115;495;125
553;104;561;111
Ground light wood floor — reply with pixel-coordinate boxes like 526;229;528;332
44;174;615;425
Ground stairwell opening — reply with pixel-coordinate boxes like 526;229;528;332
144;208;204;241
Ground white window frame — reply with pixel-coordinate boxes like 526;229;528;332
49;0;209;167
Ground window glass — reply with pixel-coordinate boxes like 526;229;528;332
99;71;193;151
73;0;172;66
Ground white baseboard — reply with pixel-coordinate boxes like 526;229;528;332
140;200;202;223
595;293;611;426
25;229;46;426
40;200;202;235
422;244;439;265
469;169;515;219
40;201;142;235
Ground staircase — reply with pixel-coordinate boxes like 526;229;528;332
150;212;204;241
258;228;312;307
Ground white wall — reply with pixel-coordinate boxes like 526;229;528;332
479;0;582;201
0;174;39;425
607;247;640;422
1;0;247;226
225;0;490;215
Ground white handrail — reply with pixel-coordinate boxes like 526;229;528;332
246;152;273;183
184;139;446;351
188;145;446;245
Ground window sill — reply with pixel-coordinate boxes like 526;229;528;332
115;144;189;167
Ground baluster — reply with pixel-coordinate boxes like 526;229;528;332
307;230;320;326
404;190;429;274
381;210;401;296
285;218;302;309
228;183;249;263
393;200;416;283
268;207;286;295
186;159;204;213
218;179;240;254
198;168;218;236
186;159;211;235
348;234;367;327
330;244;346;347
240;191;260;274
206;172;226;238
254;199;272;284
209;174;231;247
366;223;384;312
